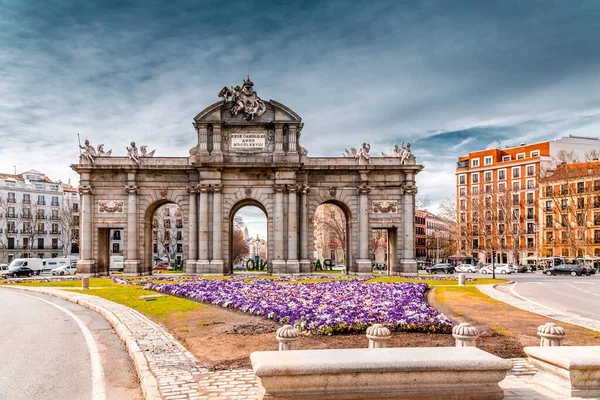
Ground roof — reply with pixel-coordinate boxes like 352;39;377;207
543;161;600;182
0;173;24;181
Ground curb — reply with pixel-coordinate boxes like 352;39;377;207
4;286;162;400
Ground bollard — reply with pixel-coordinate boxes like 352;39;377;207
366;324;391;348
452;322;479;347
276;325;299;351
537;322;565;346
82;276;90;290
458;273;466;286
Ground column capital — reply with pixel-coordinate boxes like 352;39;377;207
273;184;286;193
287;184;298;193
212;184;223;193
300;184;310;195
404;185;418;195
78;185;93;195
124;185;138;195
198;184;209;193
357;184;371;195
187;185;198;194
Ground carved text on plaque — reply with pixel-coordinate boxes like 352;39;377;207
373;200;398;213
98;200;124;213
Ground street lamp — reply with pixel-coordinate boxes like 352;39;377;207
435;230;440;264
534;222;539;271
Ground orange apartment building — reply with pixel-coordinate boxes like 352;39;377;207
455;135;600;265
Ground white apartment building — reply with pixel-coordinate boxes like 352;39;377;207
0;170;80;263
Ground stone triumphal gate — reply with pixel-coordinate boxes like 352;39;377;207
73;78;422;276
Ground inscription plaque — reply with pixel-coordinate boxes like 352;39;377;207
231;133;266;150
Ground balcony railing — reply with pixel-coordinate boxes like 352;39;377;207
50;216;60;220
7;228;17;233
20;229;33;234
37;200;46;205
37;230;47;234
50;230;61;235
7;198;16;203
51;201;60;206
21;214;32;219
7;213;17;218
22;199;31;204
36;215;47;220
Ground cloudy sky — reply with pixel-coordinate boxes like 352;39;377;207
2;0;600;238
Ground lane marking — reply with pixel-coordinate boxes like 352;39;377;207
563;283;600;297
14;292;106;400
509;282;555;310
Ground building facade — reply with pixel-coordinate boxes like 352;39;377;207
0;170;80;263
415;209;427;260
456;135;600;264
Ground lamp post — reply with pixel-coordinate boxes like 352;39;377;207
435;230;440;264
534;222;539;272
492;249;496;279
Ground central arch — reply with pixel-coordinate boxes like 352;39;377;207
227;198;269;275
312;199;353;273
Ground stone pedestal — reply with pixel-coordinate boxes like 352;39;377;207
399;259;418;276
272;260;287;275
76;260;97;276
286;260;300;274
196;260;211;275
458;273;466;286
185;260;197;275
123;260;143;276
210;260;225;275
354;259;372;275
299;260;312;275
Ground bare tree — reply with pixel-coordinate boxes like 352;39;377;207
232;215;249;264
371;229;387;260
313;204;346;261
416;195;432;209
153;205;179;264
58;197;79;257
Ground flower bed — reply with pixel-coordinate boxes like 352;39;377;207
2;276;81;284
144;277;453;335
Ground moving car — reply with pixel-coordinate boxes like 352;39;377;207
583;266;597;276
331;264;346;271
0;264;9;278
7;266;35;278
233;264;247;271
8;258;43;275
455;264;477;273
510;265;528;273
42;258;71;273
478;264;512;274
51;264;77;276
426;263;455;274
544;264;585;276
153;264;168;271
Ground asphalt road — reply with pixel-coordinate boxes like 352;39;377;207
0;289;142;400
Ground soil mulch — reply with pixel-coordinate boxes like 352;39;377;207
159;283;600;371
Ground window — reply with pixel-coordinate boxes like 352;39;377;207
512;167;520;178
51;223;59;234
471;158;480;167
498;182;506;191
498;224;505;234
512;209;520;220
37;223;45;233
545;200;553;212
498;210;506;221
22;194;30;204
472;186;479;194
177;243;183;253
7;206;15;218
176;219;183;228
530;150;539;157
113;230;121;240
502;155;511;162
485;184;492;194
516;153;525;160
577;197;585;209
595;213;600;226
51;238;58;249
595;180;600;192
526;165;535;176
7;192;15;203
595;230;600;244
38;238;44;249
112;243;120;253
484;171;492;182
512;194;520;206
546;231;554;244
561;184;568;195
484;156;493;165
498;169;506;180
73;203;79;212
8;237;14;250
37;195;45;205
176;231;182;240
546;214;553;228
460;200;466;210
459;187;466;196
51;209;58;220
51;196;59;206
577;182;585;193
460;213;466;223
526;179;535;189
527;237;534;248
37;209;45;219
526;192;534;205
164;219;171;228
561;214;568;227
577;213;585;226
545;186;553;196
527;207;534;219
471;173;479;183
512;181;520;191
459;174;466;185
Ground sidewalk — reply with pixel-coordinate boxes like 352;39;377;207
6;285;576;400
478;283;600;332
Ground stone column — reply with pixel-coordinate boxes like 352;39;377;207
272;184;286;273
299;185;311;274
274;124;284;155
288;125;297;153
196;124;208;154
452;323;480;347
210;184;224;274
537;322;565;346
185;186;198;275
77;185;96;275
355;184;372;274
197;184;210;274
276;325;299;351
287;185;299;273
366;324;391;348
401;183;418;275
124;185;141;275
212;125;222;154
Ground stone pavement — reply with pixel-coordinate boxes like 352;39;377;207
8;286;581;400
477;284;600;332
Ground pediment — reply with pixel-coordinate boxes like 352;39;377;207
193;99;301;124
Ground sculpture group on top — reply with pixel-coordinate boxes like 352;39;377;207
218;77;266;121
342;141;414;164
79;139;155;164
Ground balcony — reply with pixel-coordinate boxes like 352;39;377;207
7;213;17;218
37;230;47;234
457;160;469;168
22;199;31;204
37;200;46;205
20;229;33;234
36;215;47;220
21;213;32;219
7;228;17;234
7;198;16;203
50;216;60;221
51;201;60;207
50;230;61;235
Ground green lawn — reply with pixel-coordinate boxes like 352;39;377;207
1;278;121;288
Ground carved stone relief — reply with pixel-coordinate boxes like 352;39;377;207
373;200;398;213
98;200;124;213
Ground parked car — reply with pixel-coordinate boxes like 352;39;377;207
544;264;585;276
426;263;455;274
478;264;512;274
233;264;247;271
0;264;9;278
331;264;346;271
7;266;35;278
8;258;43;275
583;266;597;276
455;264;477;273
153;264;168;271
510;265;528;273
51;265;77;276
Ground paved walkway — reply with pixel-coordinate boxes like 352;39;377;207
478;283;600;332
7;285;585;400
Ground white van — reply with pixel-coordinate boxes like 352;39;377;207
9;258;44;275
42;258;71;272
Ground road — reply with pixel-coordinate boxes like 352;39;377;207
479;272;600;322
0;289;142;400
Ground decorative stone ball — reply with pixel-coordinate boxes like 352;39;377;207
276;325;299;340
452;322;479;338
366;324;391;340
537;322;565;337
